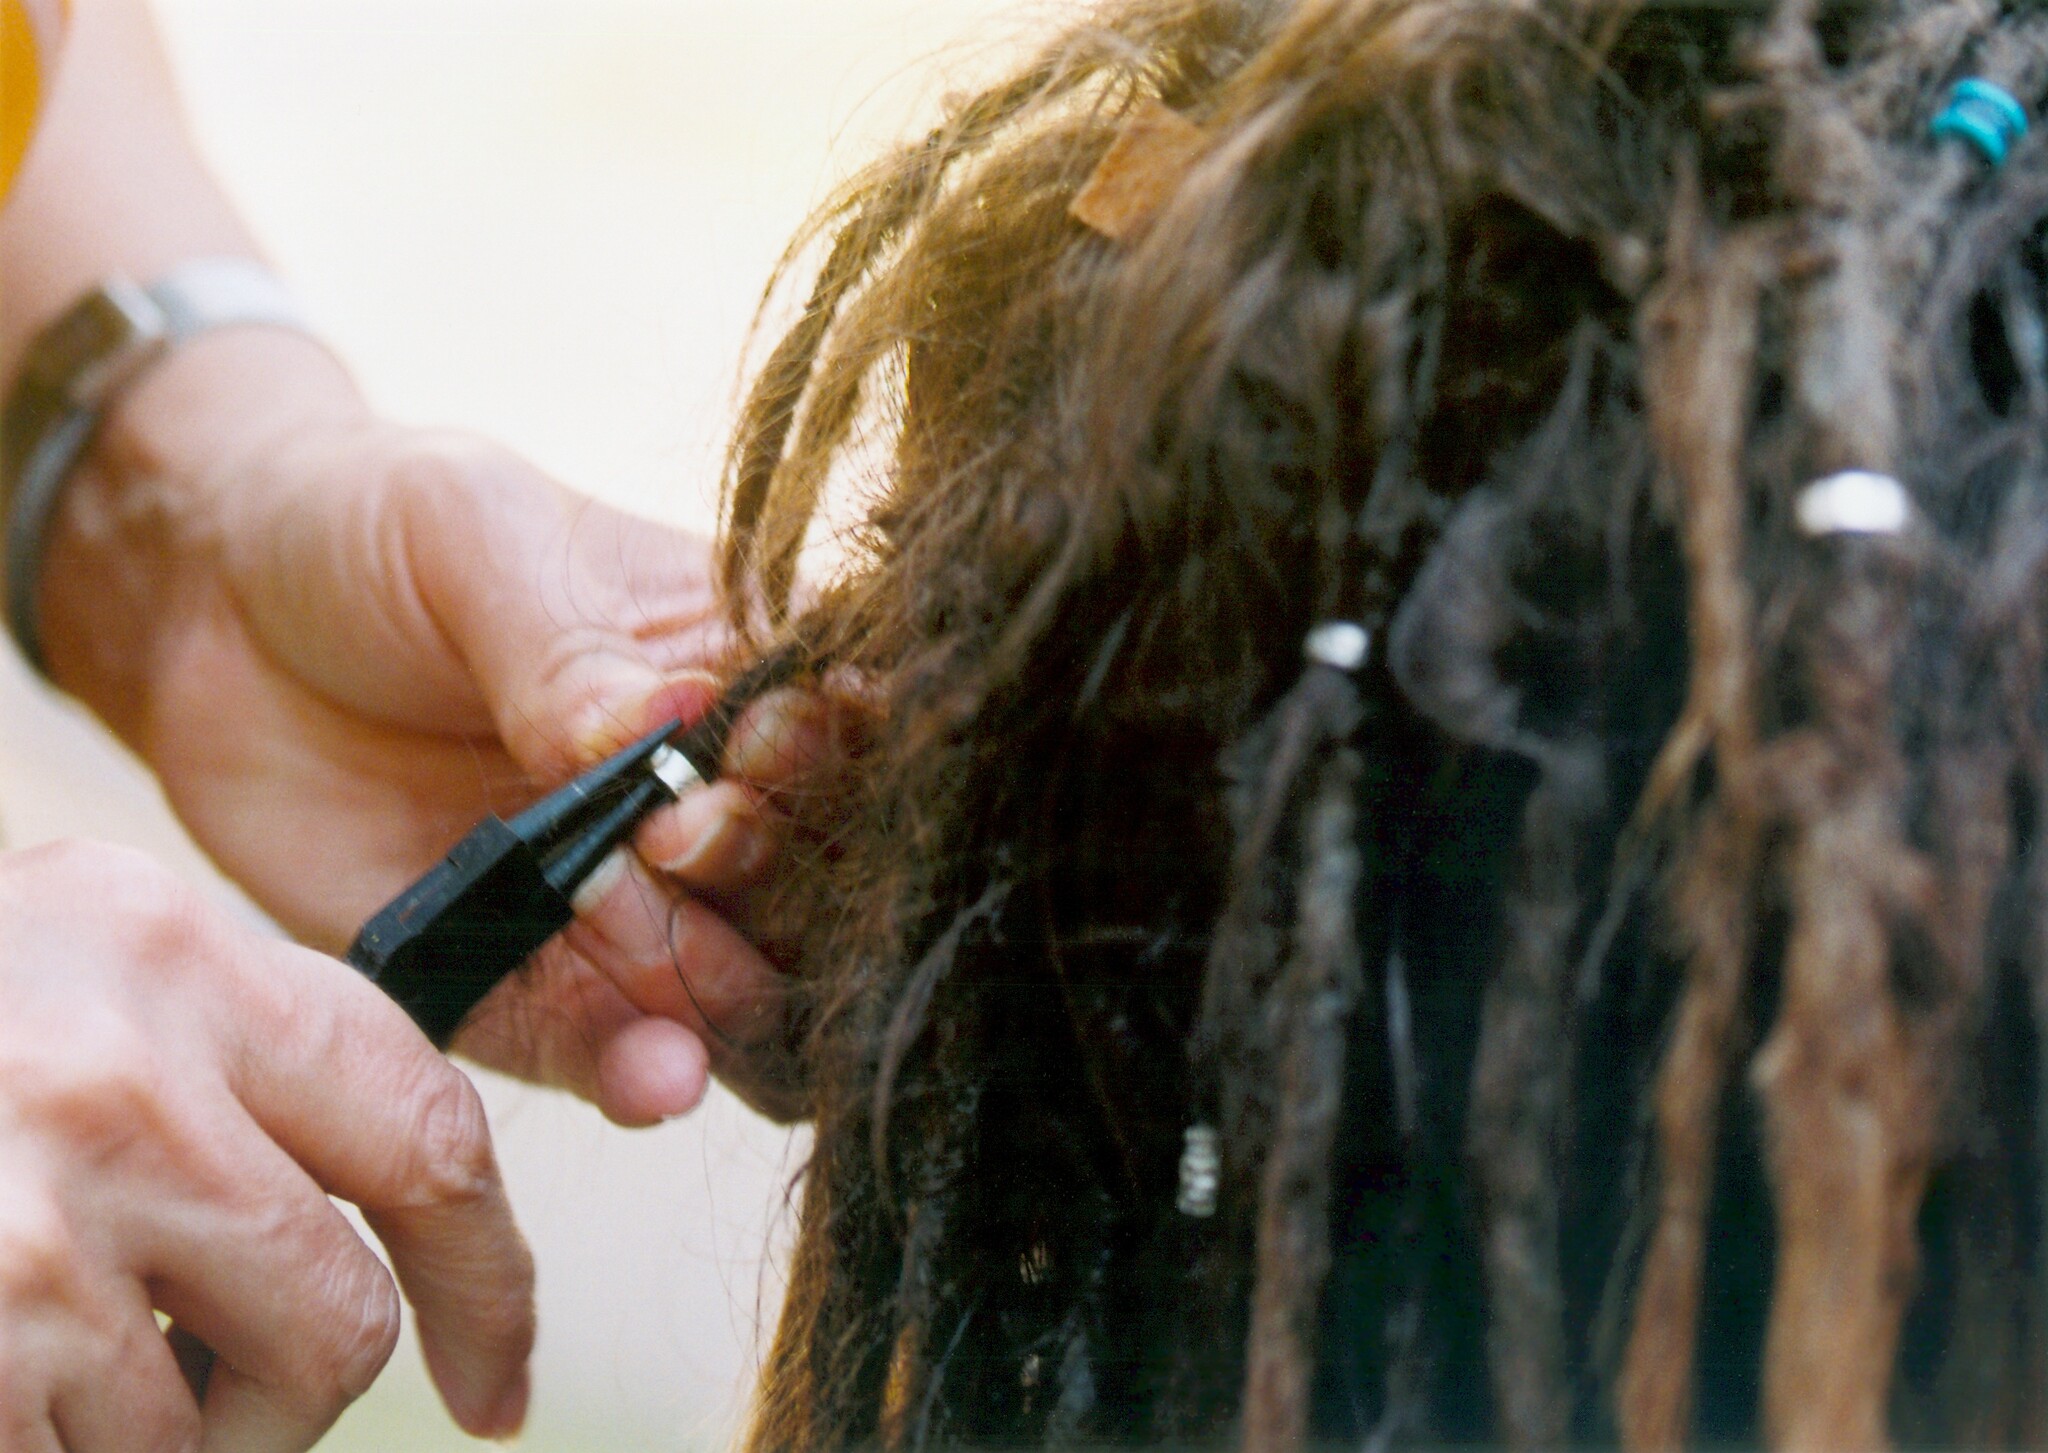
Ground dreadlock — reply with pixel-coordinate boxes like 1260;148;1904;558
715;0;2048;1443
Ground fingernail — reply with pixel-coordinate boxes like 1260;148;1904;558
724;687;831;783
581;853;684;967
570;847;633;917
565;673;665;761
568;671;720;762
658;805;771;882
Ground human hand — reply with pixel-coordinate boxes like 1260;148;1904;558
38;329;797;1124
0;838;533;1451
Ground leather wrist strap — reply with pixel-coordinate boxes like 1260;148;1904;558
0;258;312;677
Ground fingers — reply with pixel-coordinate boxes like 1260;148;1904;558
380;448;731;780
567;856;804;1122
637;782;776;892
723;685;848;789
0;1175;196;1453
567;854;791;1047
362;1187;532;1441
457;855;781;1125
596;1019;712;1128
219;424;730;762
214;945;532;1438
47;1296;198;1453
0;843;532;1449
198;1369;332;1453
449;938;646;1116
132;1101;400;1452
448;644;839;1125
636;683;853;896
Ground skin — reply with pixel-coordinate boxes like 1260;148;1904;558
0;0;807;1447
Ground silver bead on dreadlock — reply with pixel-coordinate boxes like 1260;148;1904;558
1304;619;1372;673
1177;1123;1221;1218
1794;470;1914;538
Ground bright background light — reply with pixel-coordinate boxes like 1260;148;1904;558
0;1;1022;1446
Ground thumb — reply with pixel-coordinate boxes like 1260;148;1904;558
551;668;728;775
217;421;733;764
388;444;732;777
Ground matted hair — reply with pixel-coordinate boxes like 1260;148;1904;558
719;0;2048;1444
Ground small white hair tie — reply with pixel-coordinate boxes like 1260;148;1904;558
1794;471;1915;538
1304;620;1372;673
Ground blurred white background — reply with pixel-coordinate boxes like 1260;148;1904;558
0;0;1027;1446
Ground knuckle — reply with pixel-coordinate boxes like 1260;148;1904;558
381;433;512;528
381;440;465;515
14;1013;169;1157
0;1193;79;1310
316;1260;402;1402
401;1069;497;1208
51;839;179;908
0;840;222;980
271;1214;400;1406
11;835;138;881
113;876;215;976
1;839;183;931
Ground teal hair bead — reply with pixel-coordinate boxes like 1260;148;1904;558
1932;78;2029;167
1954;79;2029;136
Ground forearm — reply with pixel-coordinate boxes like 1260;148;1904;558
0;0;366;739
0;0;252;369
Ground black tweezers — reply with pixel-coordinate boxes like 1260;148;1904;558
347;651;801;1047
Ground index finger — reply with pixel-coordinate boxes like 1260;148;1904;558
214;935;534;1438
635;683;867;893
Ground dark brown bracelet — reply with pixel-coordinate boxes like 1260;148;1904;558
0;259;311;677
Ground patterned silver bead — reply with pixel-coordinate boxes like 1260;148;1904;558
1177;1123;1221;1218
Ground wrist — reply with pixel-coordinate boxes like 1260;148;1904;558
37;327;367;737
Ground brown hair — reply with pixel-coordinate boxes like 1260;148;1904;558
718;0;2048;1444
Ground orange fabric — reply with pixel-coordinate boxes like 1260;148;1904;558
0;0;63;202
